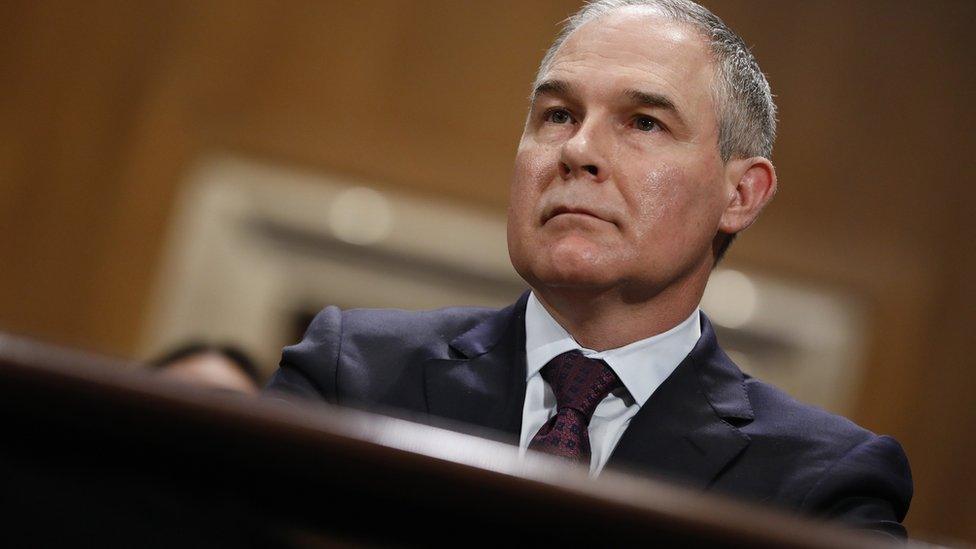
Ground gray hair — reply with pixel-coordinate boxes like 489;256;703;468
536;0;776;161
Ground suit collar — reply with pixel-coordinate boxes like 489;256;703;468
607;314;754;488
693;316;754;421
423;292;530;442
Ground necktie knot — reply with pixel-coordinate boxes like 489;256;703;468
541;350;622;420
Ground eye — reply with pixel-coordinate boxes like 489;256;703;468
633;115;661;132
544;108;573;125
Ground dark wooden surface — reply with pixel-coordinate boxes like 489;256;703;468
0;332;910;547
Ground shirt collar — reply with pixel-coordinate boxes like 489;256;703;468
524;291;701;407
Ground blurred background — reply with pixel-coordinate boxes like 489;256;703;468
1;0;974;543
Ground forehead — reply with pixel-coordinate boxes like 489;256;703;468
542;8;716;116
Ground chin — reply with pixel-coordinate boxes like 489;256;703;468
538;271;615;291
520;249;617;291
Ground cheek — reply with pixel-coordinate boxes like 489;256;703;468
629;165;722;245
631;165;684;230
515;143;555;183
510;144;556;218
508;144;554;273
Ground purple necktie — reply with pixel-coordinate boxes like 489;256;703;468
528;350;623;464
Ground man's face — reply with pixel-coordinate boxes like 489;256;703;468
508;9;732;301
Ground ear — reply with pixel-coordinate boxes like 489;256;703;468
718;157;777;235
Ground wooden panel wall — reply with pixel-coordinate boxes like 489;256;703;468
1;0;973;542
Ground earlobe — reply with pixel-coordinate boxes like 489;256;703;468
718;157;777;234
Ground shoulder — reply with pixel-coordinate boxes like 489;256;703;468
297;302;499;350
268;303;502;402
736;376;912;535
743;376;872;449
337;304;499;350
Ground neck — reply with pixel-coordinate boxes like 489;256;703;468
531;265;710;351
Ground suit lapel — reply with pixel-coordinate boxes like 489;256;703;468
423;293;529;444
607;315;754;489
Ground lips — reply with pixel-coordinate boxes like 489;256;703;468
543;205;611;225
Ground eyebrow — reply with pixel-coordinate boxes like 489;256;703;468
532;80;687;127
625;89;676;112
624;88;687;127
531;79;575;102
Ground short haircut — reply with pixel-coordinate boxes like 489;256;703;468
535;0;777;162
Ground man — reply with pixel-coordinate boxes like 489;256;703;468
267;0;912;538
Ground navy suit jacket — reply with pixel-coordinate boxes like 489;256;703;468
268;292;912;538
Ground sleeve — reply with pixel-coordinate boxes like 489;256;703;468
264;305;343;403
800;435;913;539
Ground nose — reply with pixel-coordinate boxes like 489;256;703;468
558;118;610;183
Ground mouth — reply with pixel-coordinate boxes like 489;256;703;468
543;206;612;225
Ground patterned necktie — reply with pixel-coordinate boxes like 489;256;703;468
528;350;623;464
